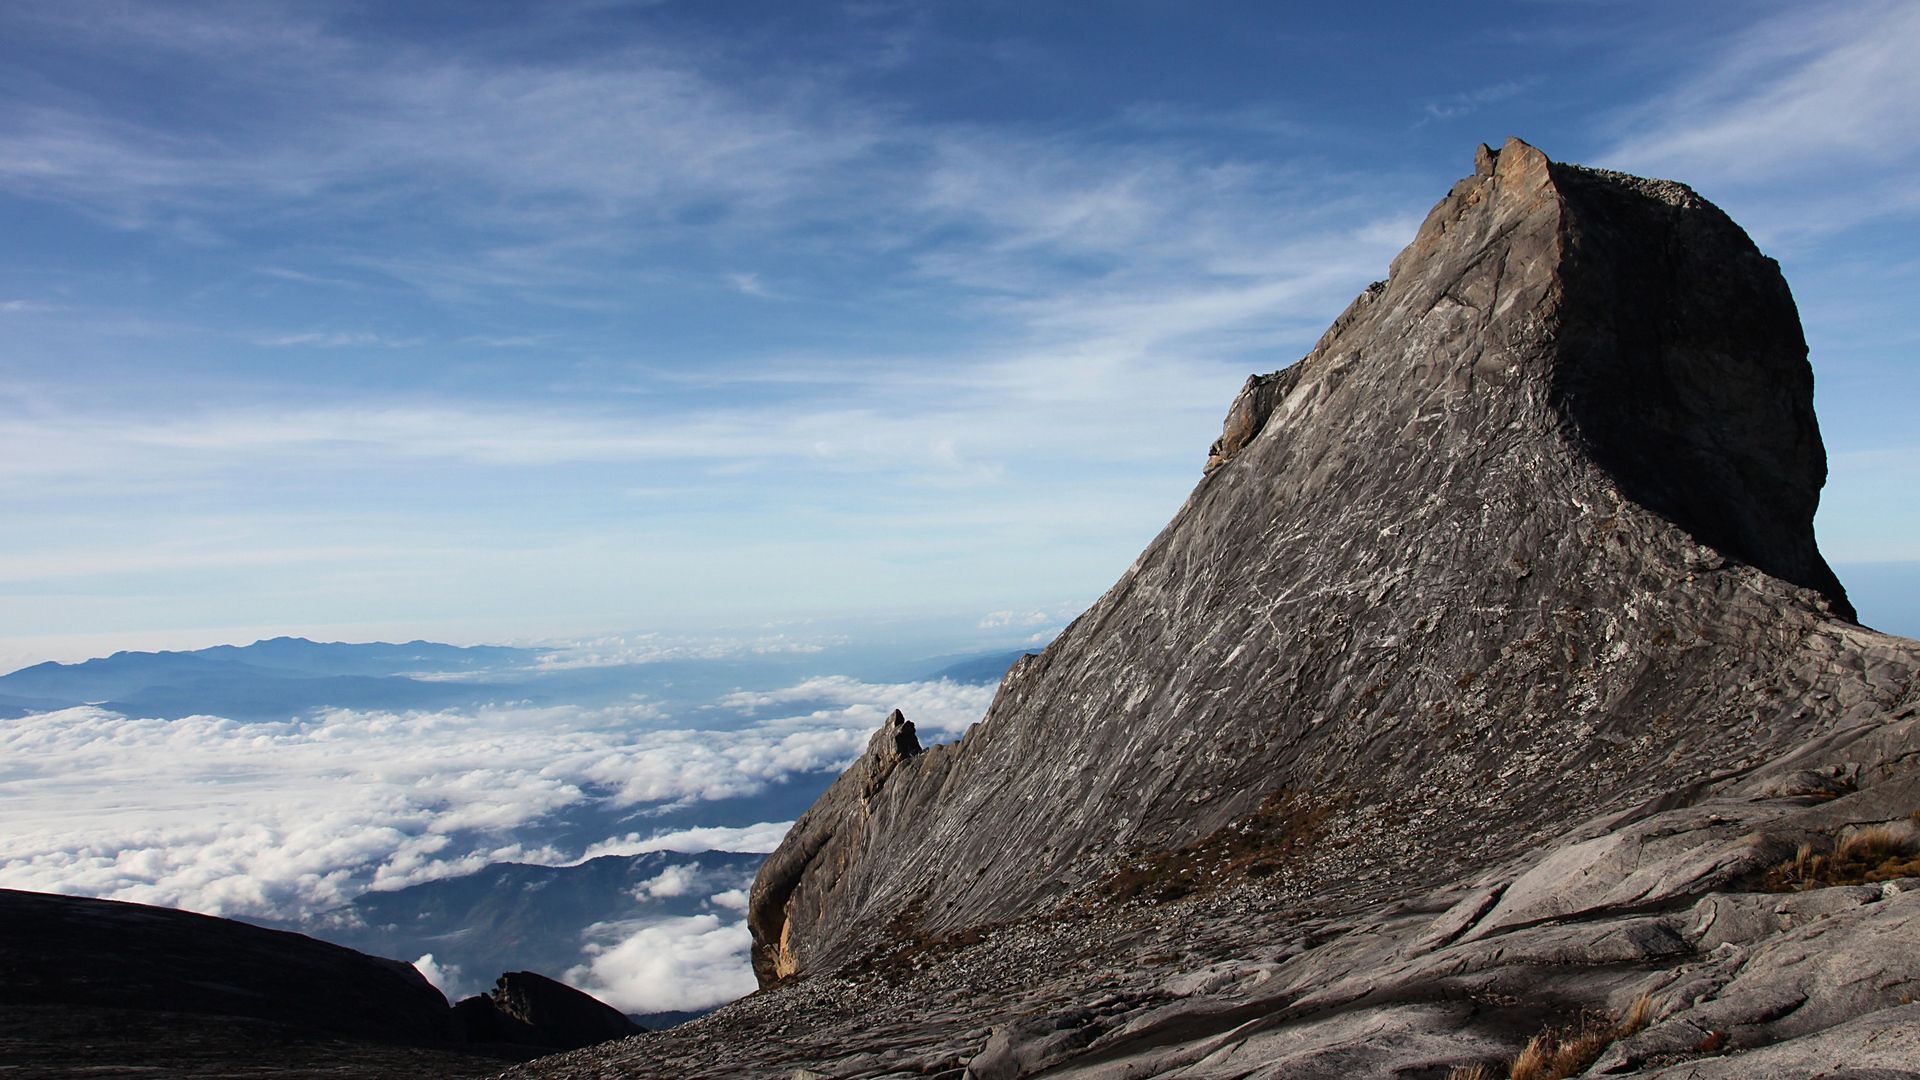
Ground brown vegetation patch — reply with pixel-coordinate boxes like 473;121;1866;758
840;893;1008;984
1097;790;1332;903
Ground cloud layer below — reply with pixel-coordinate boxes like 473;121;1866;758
0;674;993;921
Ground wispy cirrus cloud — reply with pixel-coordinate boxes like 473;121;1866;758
0;2;1397;325
1419;78;1535;122
1600;0;1920;241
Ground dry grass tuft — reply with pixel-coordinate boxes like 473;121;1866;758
1838;821;1917;862
1618;990;1657;1036
1508;1035;1552;1080
1765;818;1920;891
1444;1065;1493;1080
1491;993;1663;1080
1543;1026;1612;1077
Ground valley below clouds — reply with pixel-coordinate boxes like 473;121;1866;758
0;636;1007;1011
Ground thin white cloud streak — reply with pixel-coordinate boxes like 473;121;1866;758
0;4;1399;322
1600;0;1920;239
0;543;409;583
531;633;835;671
0;675;992;920
575;823;795;863
0;22;882;235
0;351;1249;496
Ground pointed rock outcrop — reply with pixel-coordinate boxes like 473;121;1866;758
748;708;928;983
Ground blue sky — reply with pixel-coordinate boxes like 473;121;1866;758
3;0;1917;668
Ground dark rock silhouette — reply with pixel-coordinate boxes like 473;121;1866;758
510;140;1920;1078
0;887;453;1042
0;887;634;1076
453;970;641;1050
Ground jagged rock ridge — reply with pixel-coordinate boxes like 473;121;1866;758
516;139;1920;1079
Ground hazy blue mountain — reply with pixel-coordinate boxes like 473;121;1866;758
920;648;1038;685
0;692;69;719
0;634;1036;722
191;636;530;676
2;649;283;701
0;637;548;721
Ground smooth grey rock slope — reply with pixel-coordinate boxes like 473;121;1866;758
505;139;1920;1079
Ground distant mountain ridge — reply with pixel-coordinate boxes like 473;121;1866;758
0;636;539;720
0;635;1039;721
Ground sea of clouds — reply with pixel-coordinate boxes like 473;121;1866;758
0;669;996;1012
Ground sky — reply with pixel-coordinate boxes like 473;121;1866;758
3;0;1918;668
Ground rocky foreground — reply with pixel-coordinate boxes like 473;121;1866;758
0;887;641;1076
504;140;1920;1078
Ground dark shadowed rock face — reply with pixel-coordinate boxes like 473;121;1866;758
515;140;1920;1080
0;886;517;1077
453;970;640;1050
0;888;639;1076
0;887;454;1043
749;138;1865;981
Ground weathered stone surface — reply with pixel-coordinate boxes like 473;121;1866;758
748;708;930;984
500;139;1920;1079
1203;368;1301;473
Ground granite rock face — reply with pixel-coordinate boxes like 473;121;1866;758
518;139;1920;1079
751;708;925;982
752;137;1866;978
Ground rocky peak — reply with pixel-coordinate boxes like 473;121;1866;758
746;137;1866;984
749;708;927;983
507;138;1920;1080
